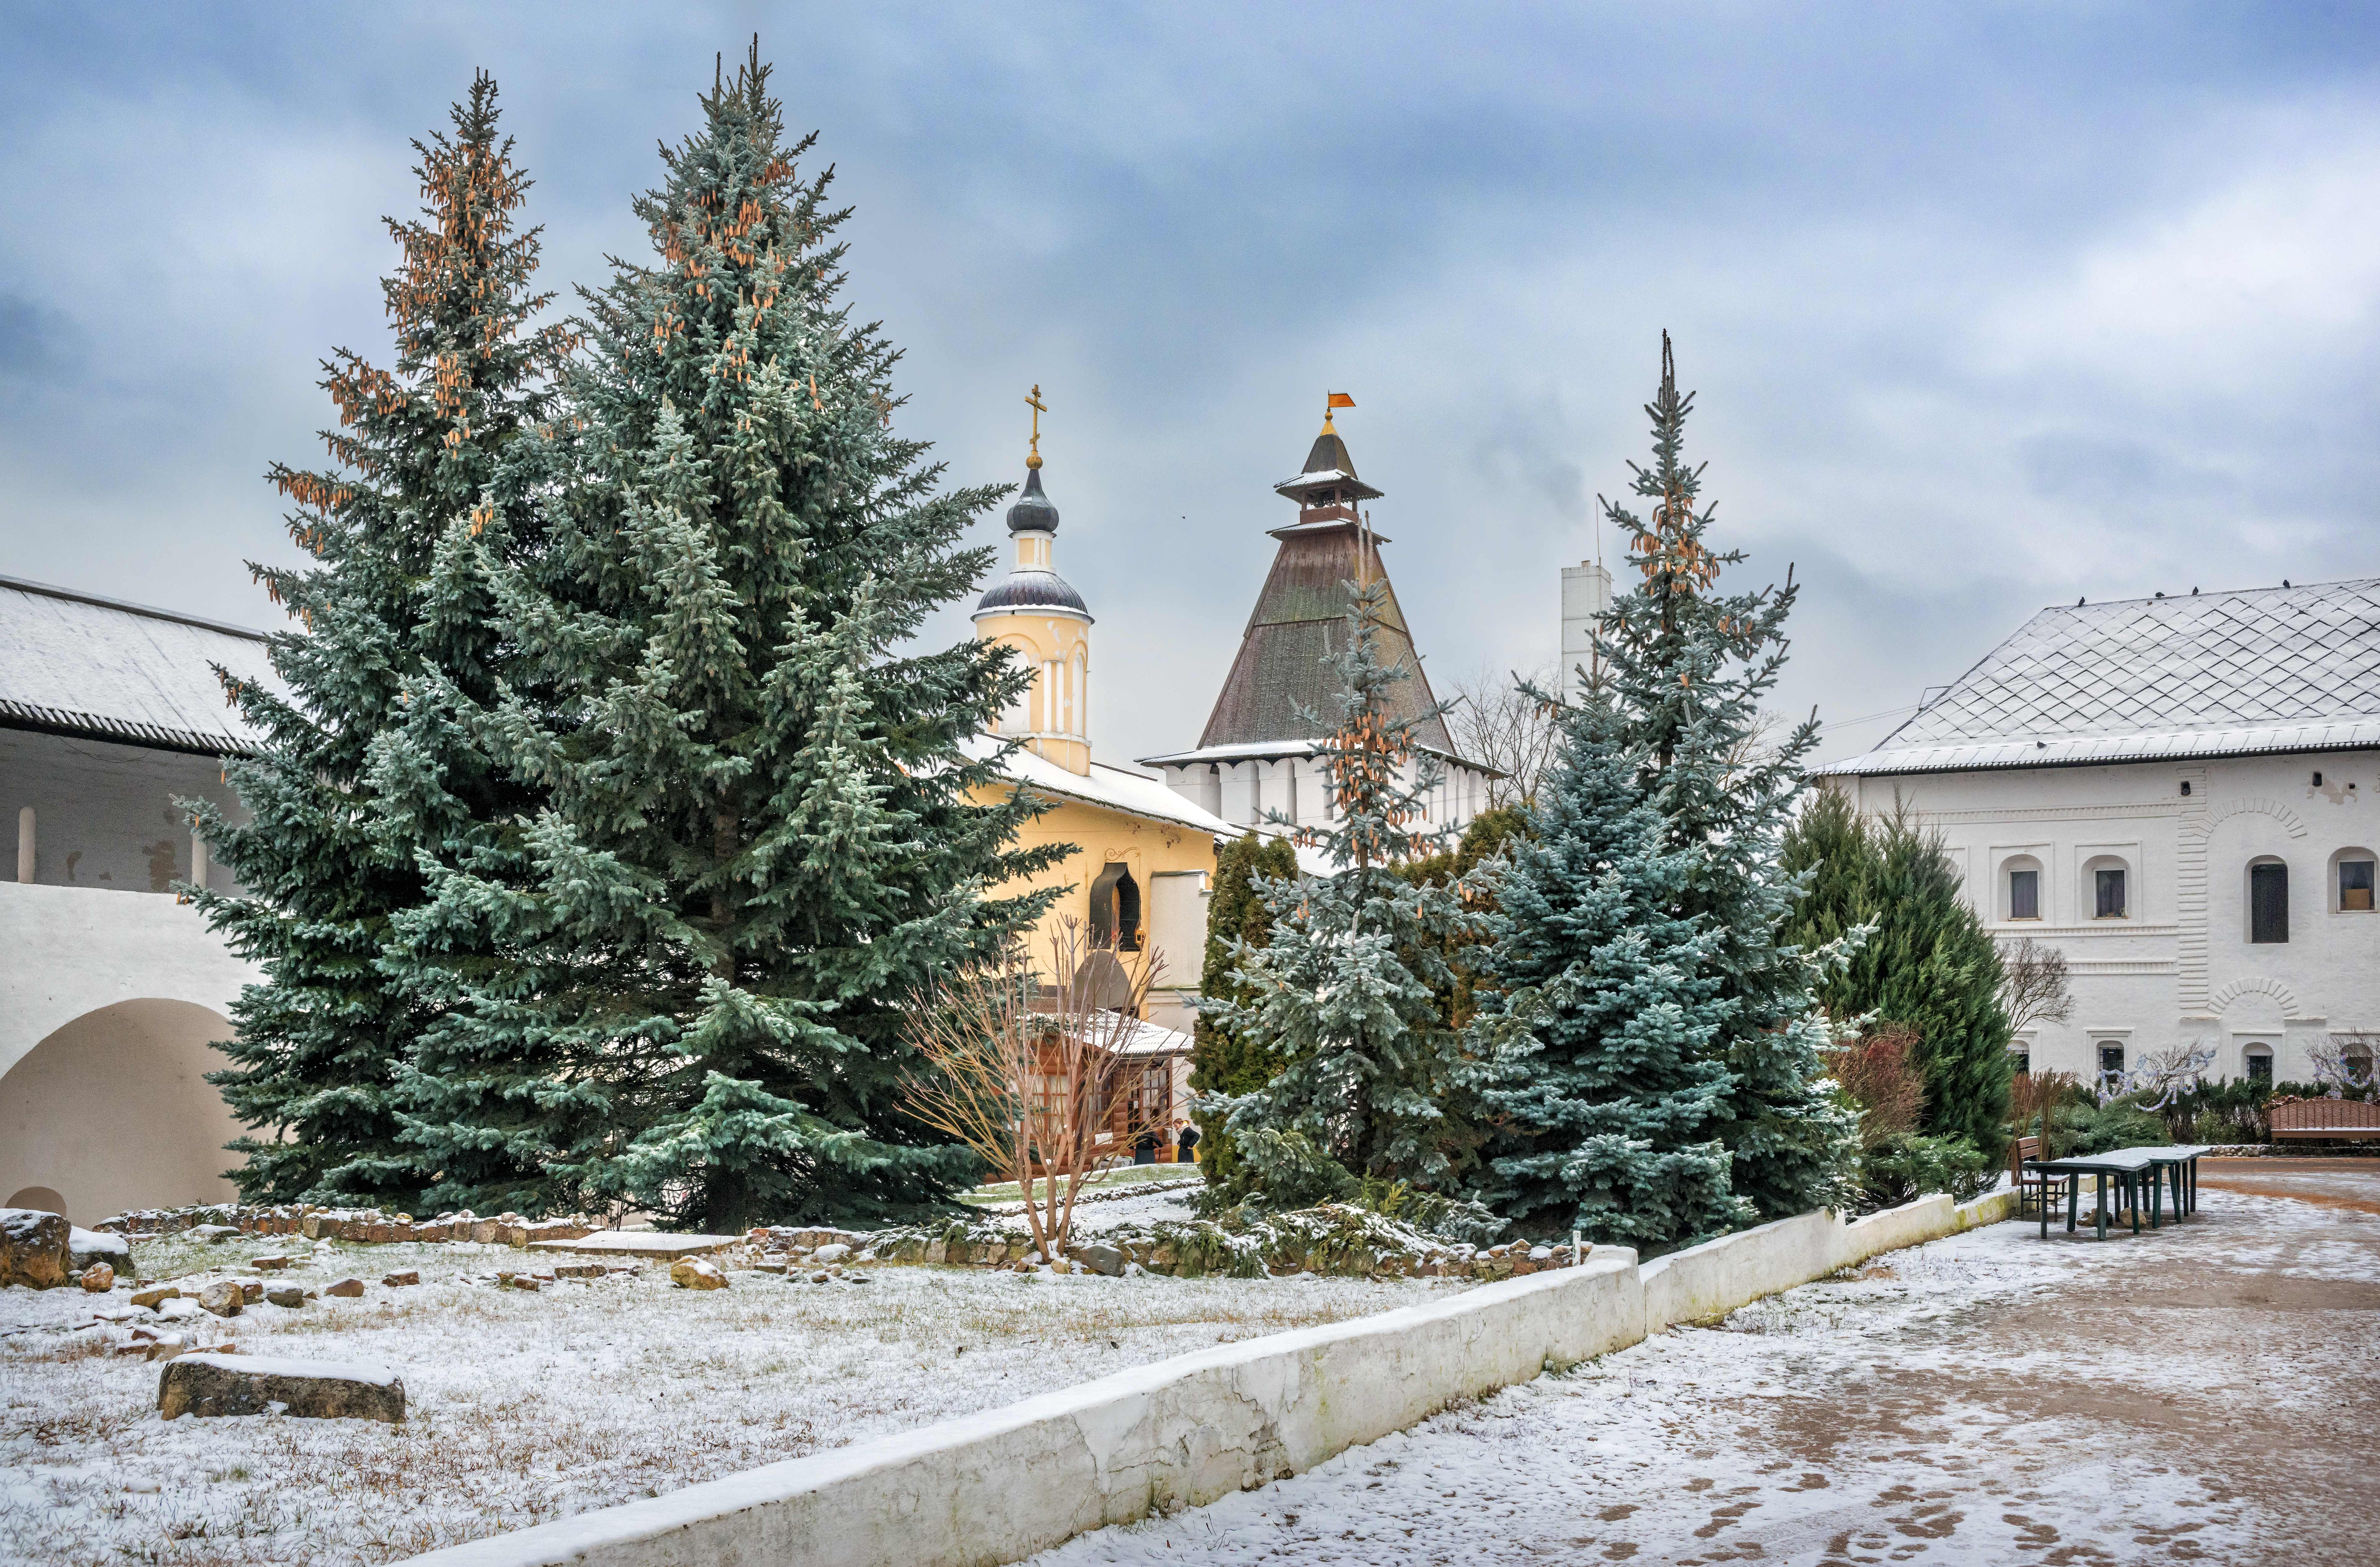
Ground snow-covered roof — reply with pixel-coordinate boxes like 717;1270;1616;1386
1823;577;2380;776
1100;1012;1194;1058
963;735;1241;839
0;575;282;756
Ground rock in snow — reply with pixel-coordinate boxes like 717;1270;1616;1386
157;1352;405;1423
266;1287;306;1309
130;1284;177;1310
0;1208;71;1289
69;1226;131;1274
325;1279;365;1298
382;1270;420;1287
195;1281;243;1318
671;1258;728;1290
79;1263;115;1292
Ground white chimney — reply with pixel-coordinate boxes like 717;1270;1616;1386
1560;560;1613;703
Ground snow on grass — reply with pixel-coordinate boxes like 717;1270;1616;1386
1035;1186;2380;1565
0;1233;1469;1565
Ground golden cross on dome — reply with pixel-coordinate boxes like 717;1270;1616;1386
1025;384;1047;469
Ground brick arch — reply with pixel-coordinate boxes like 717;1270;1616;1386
2208;975;2303;1018
2185;797;2311;842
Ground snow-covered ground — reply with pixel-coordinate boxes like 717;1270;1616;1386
0;1229;1468;1565
1034;1180;2380;1565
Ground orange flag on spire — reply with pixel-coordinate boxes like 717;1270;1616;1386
1326;391;1356;409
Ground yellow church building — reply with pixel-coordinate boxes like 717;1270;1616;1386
967;391;1236;1038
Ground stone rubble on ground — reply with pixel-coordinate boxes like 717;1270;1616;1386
78;1263;114;1292
156;1352;405;1424
195;1281;243;1318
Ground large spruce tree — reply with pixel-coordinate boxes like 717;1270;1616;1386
1783;785;2014;1164
194;75;564;1206
1200;578;1489;1207
1560;334;1856;1221
1470;696;1752;1246
393;49;1059;1230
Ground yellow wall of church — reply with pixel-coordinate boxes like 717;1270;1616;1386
975;608;1092;776
970;785;1216;999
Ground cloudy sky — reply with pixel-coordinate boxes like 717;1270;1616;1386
3;2;2376;767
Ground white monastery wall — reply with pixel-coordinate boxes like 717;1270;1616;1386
405;1190;2017;1567
3;727;247;895
1847;749;2380;1082
1162;751;1490;839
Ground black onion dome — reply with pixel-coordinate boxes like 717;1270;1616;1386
976;570;1090;616
1006;464;1059;534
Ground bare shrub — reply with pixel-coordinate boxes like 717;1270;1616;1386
900;919;1165;1262
1827;1025;1927;1150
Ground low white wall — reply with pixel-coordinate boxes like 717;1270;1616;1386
406;1190;2016;1567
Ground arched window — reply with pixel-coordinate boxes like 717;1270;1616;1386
1088;862;1142;952
2082;854;2130;919
2002;854;2044;921
2243;1043;2273;1084
2333;848;2375;913
2248;857;2289;944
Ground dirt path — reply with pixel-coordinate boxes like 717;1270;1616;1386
1036;1174;2380;1566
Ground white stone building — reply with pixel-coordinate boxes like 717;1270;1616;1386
1;575;275;1222
1820;578;2380;1087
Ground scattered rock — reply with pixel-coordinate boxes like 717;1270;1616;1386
510;1275;541;1292
238;1281;263;1305
250;1256;292;1271
671;1258;727;1290
810;1243;851;1265
808;1271;831;1284
1068;1243;1127;1277
380;1271;418;1288
196;1281;243;1318
144;1334;188;1363
325;1279;365;1298
159;1297;202;1321
188;1224;238;1244
131;1285;178;1311
265;1287;305;1309
157;1353;405;1423
0;1208;71;1289
80;1263;116;1292
69;1227;131;1275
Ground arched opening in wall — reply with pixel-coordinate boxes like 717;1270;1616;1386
0;999;242;1225
6;1185;66;1215
1088;862;1142;952
2082;854;2131;920
2331;848;2375;913
2000;854;2044;921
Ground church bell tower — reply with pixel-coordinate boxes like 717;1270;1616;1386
972;386;1093;775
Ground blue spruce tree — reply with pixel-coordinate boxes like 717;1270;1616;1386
1470;695;1752;1245
1202;576;1488;1208
1480;335;1854;1236
194;75;567;1206
392;49;1061;1230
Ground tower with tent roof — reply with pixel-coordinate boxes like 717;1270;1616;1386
1140;396;1495;833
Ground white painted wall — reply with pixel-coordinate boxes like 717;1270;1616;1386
1561;559;1613;704
1845;749;2380;1082
1159;750;1494;839
404;1190;2017;1567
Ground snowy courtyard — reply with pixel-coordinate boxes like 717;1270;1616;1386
0;1209;1464;1565
1035;1168;2380;1567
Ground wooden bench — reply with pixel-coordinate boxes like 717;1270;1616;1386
2009;1134;2048;1218
2271;1099;2380;1140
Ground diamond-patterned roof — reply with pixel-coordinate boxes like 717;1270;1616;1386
1824;578;2380;775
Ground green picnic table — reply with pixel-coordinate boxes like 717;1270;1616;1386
2021;1145;2211;1240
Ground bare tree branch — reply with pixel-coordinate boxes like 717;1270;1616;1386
1997;936;2074;1037
898;919;1168;1262
1447;664;1562;810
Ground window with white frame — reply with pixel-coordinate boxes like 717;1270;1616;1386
2003;854;2044;921
2083;854;2130;919
2334;849;2375;913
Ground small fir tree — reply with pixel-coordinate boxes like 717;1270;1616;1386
1201;577;1488;1207
192;75;564;1206
1186;831;1300;1188
393;49;1061;1230
1469;695;1752;1246
1577;334;1856;1220
1783;785;2015;1165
